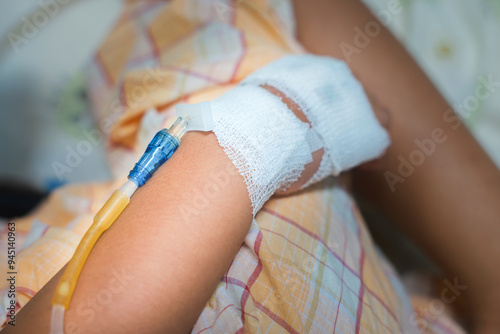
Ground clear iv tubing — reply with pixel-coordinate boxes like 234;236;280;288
50;117;189;334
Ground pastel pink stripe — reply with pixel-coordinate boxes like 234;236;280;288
261;208;399;325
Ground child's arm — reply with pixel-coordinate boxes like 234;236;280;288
6;132;253;333
293;0;500;331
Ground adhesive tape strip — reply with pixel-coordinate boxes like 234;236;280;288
175;101;214;132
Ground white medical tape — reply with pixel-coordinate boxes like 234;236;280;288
175;101;214;132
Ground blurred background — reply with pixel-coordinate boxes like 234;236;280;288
0;0;499;221
0;0;122;217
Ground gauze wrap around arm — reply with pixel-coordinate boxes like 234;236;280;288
241;54;391;187
211;85;317;215
176;54;390;216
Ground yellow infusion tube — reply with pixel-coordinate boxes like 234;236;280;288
50;117;188;334
51;189;130;308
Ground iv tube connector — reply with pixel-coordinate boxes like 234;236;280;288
128;117;188;187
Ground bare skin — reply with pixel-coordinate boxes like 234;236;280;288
292;0;500;332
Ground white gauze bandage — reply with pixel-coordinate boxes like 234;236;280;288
242;54;391;187
208;85;315;215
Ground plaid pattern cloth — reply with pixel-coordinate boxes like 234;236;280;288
1;1;466;332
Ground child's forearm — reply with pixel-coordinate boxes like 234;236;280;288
7;132;253;333
293;0;500;330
